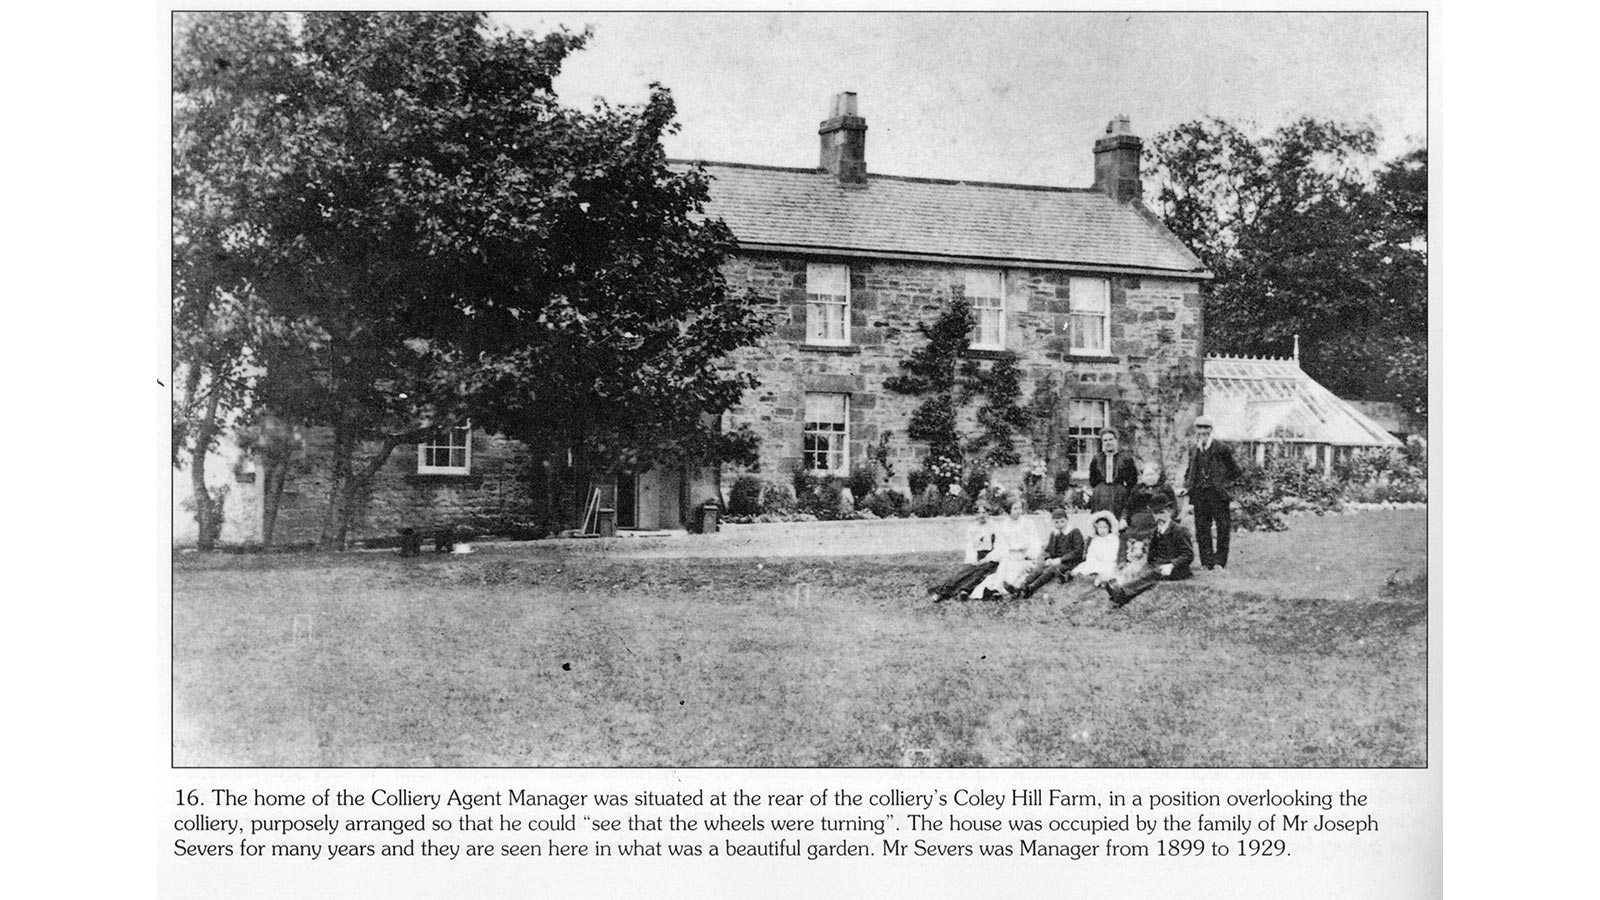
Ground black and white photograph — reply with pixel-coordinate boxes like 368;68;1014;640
171;10;1429;769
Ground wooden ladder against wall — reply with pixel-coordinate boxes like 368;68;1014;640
579;487;602;536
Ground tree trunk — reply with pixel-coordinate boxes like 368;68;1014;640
260;456;287;549
189;380;224;550
318;422;356;550
332;435;404;550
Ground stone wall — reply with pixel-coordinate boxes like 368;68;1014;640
719;251;1204;494
267;429;541;546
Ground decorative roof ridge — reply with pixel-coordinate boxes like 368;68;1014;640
1205;353;1297;363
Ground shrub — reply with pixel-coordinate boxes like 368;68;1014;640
848;463;880;504
908;494;943;518
940;494;974;517
907;469;931;498
862;489;909;520
1053;470;1075;495
728;474;765;517
963;468;991;504
1022;484;1055;513
761;480;797;514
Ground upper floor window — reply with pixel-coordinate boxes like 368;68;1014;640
1068;276;1111;355
803;393;849;472
417;424;472;475
806;262;850;345
966;269;1005;349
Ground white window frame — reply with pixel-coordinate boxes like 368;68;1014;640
966;269;1005;350
803;393;850;473
417;424;472;475
1066;400;1109;479
805;262;851;346
1067;276;1111;356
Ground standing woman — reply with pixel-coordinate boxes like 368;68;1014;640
1088;428;1138;523
1181;415;1242;569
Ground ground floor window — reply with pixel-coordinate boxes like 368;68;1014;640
803;393;849;472
417;424;472;474
1065;399;1109;478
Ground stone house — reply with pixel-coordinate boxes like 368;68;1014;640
697;92;1211;497
174;91;1211;545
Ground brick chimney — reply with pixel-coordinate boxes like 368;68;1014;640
1092;115;1142;203
818;92;867;184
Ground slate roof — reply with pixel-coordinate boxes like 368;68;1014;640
1204;355;1402;448
679;161;1210;276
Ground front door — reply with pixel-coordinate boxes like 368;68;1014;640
616;472;638;529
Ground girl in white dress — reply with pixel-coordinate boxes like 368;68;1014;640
969;497;1043;599
1071;511;1122;585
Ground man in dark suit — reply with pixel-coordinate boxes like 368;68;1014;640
1087;428;1138;521
1181;415;1241;569
1106;497;1195;605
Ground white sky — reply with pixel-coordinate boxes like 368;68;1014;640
496;11;1426;188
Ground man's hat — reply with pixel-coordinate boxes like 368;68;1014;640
1148;494;1174;514
1194;414;1214;428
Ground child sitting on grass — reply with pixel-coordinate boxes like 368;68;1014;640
969;495;1043;600
1020;508;1086;598
927;504;997;602
1070;510;1122;585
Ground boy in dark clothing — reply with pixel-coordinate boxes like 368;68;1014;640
1106;498;1196;606
1020;508;1087;598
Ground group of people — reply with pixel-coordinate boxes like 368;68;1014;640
927;418;1241;608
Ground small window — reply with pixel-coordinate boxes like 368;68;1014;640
417;424;472;474
1065;400;1109;478
806;262;850;345
1068;276;1110;355
966;269;1005;349
803;393;849;472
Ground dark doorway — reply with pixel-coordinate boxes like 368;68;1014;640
616;472;638;529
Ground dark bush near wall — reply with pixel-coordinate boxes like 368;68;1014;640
862;489;909;519
729;474;764;517
848;463;880;503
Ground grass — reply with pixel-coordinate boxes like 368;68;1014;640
173;510;1426;767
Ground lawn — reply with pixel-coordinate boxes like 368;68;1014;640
172;510;1427;767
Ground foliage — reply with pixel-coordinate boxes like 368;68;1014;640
728;474;765;518
1332;444;1428;504
848;463;880;503
1022;484;1057;514
1123;338;1206;479
1232;453;1345;532
965;352;1032;468
173;12;766;548
861;489;910;520
886;300;971;487
1147;118;1427;420
907;469;931;499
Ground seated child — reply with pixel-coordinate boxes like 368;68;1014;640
927;505;997;602
1070;511;1122;585
969;496;1043;600
1020;508;1087;598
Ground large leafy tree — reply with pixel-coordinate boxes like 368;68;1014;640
173;12;763;548
1146;118;1427;419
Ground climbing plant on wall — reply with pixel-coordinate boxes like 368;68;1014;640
885;298;1033;488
